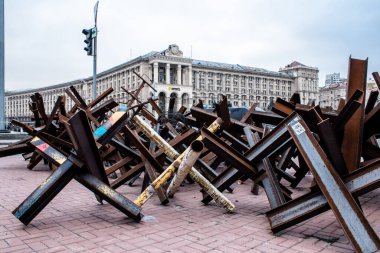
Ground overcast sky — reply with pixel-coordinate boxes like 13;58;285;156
4;0;380;91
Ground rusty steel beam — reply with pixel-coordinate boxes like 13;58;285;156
105;156;133;175
22;137;142;223
240;103;258;124
201;128;258;178
69;86;87;108
45;96;64;128
87;87;114;108
251;111;284;126
287;115;380;253
65;88;86;109
267;159;380;233
75;170;141;221
0;143;34;158
342;57;368;173
66;109;109;186
132;70;157;93
373;72;380;89
215;97;231;128
12;157;77;225
31;93;48;122
365;90;379;115
111;162;145;189
289;93;301;104
201;127;288;207
332;89;363;132
243;126;287;206
91;99;118;118
29;102;42;127
244;114;295;163
191;106;263;134
317;118;348;176
364;102;380;140
221;130;249;152
272;98;295;117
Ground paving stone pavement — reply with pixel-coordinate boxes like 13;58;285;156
1;155;380;252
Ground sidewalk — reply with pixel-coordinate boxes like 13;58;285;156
0;155;379;252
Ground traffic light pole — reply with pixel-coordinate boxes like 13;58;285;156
92;27;97;100
92;1;99;100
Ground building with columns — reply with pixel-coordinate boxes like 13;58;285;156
5;44;319;128
279;61;319;104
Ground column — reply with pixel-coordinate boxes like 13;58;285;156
245;76;249;105
213;72;217;91
166;63;170;84
237;76;242;106
205;72;209;91
177;65;182;85
222;74;226;92
176;93;182;108
165;95;170;113
188;65;192;87
195;72;200;90
153;62;159;84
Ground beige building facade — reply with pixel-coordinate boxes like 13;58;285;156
279;61;320;105
5;44;319;127
319;77;379;110
319;81;348;109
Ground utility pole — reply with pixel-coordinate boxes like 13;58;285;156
0;0;5;131
82;1;99;100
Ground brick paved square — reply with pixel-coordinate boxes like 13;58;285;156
1;155;380;252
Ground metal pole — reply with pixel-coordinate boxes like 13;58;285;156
92;1;99;100
0;0;5;130
92;29;97;100
92;1;99;99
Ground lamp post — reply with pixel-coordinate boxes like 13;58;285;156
0;0;5;131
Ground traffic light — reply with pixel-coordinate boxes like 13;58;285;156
82;28;95;56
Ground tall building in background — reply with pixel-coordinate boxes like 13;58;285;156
279;61;319;104
325;73;340;85
4;44;319;128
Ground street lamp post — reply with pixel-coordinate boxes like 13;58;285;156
0;0;5;131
